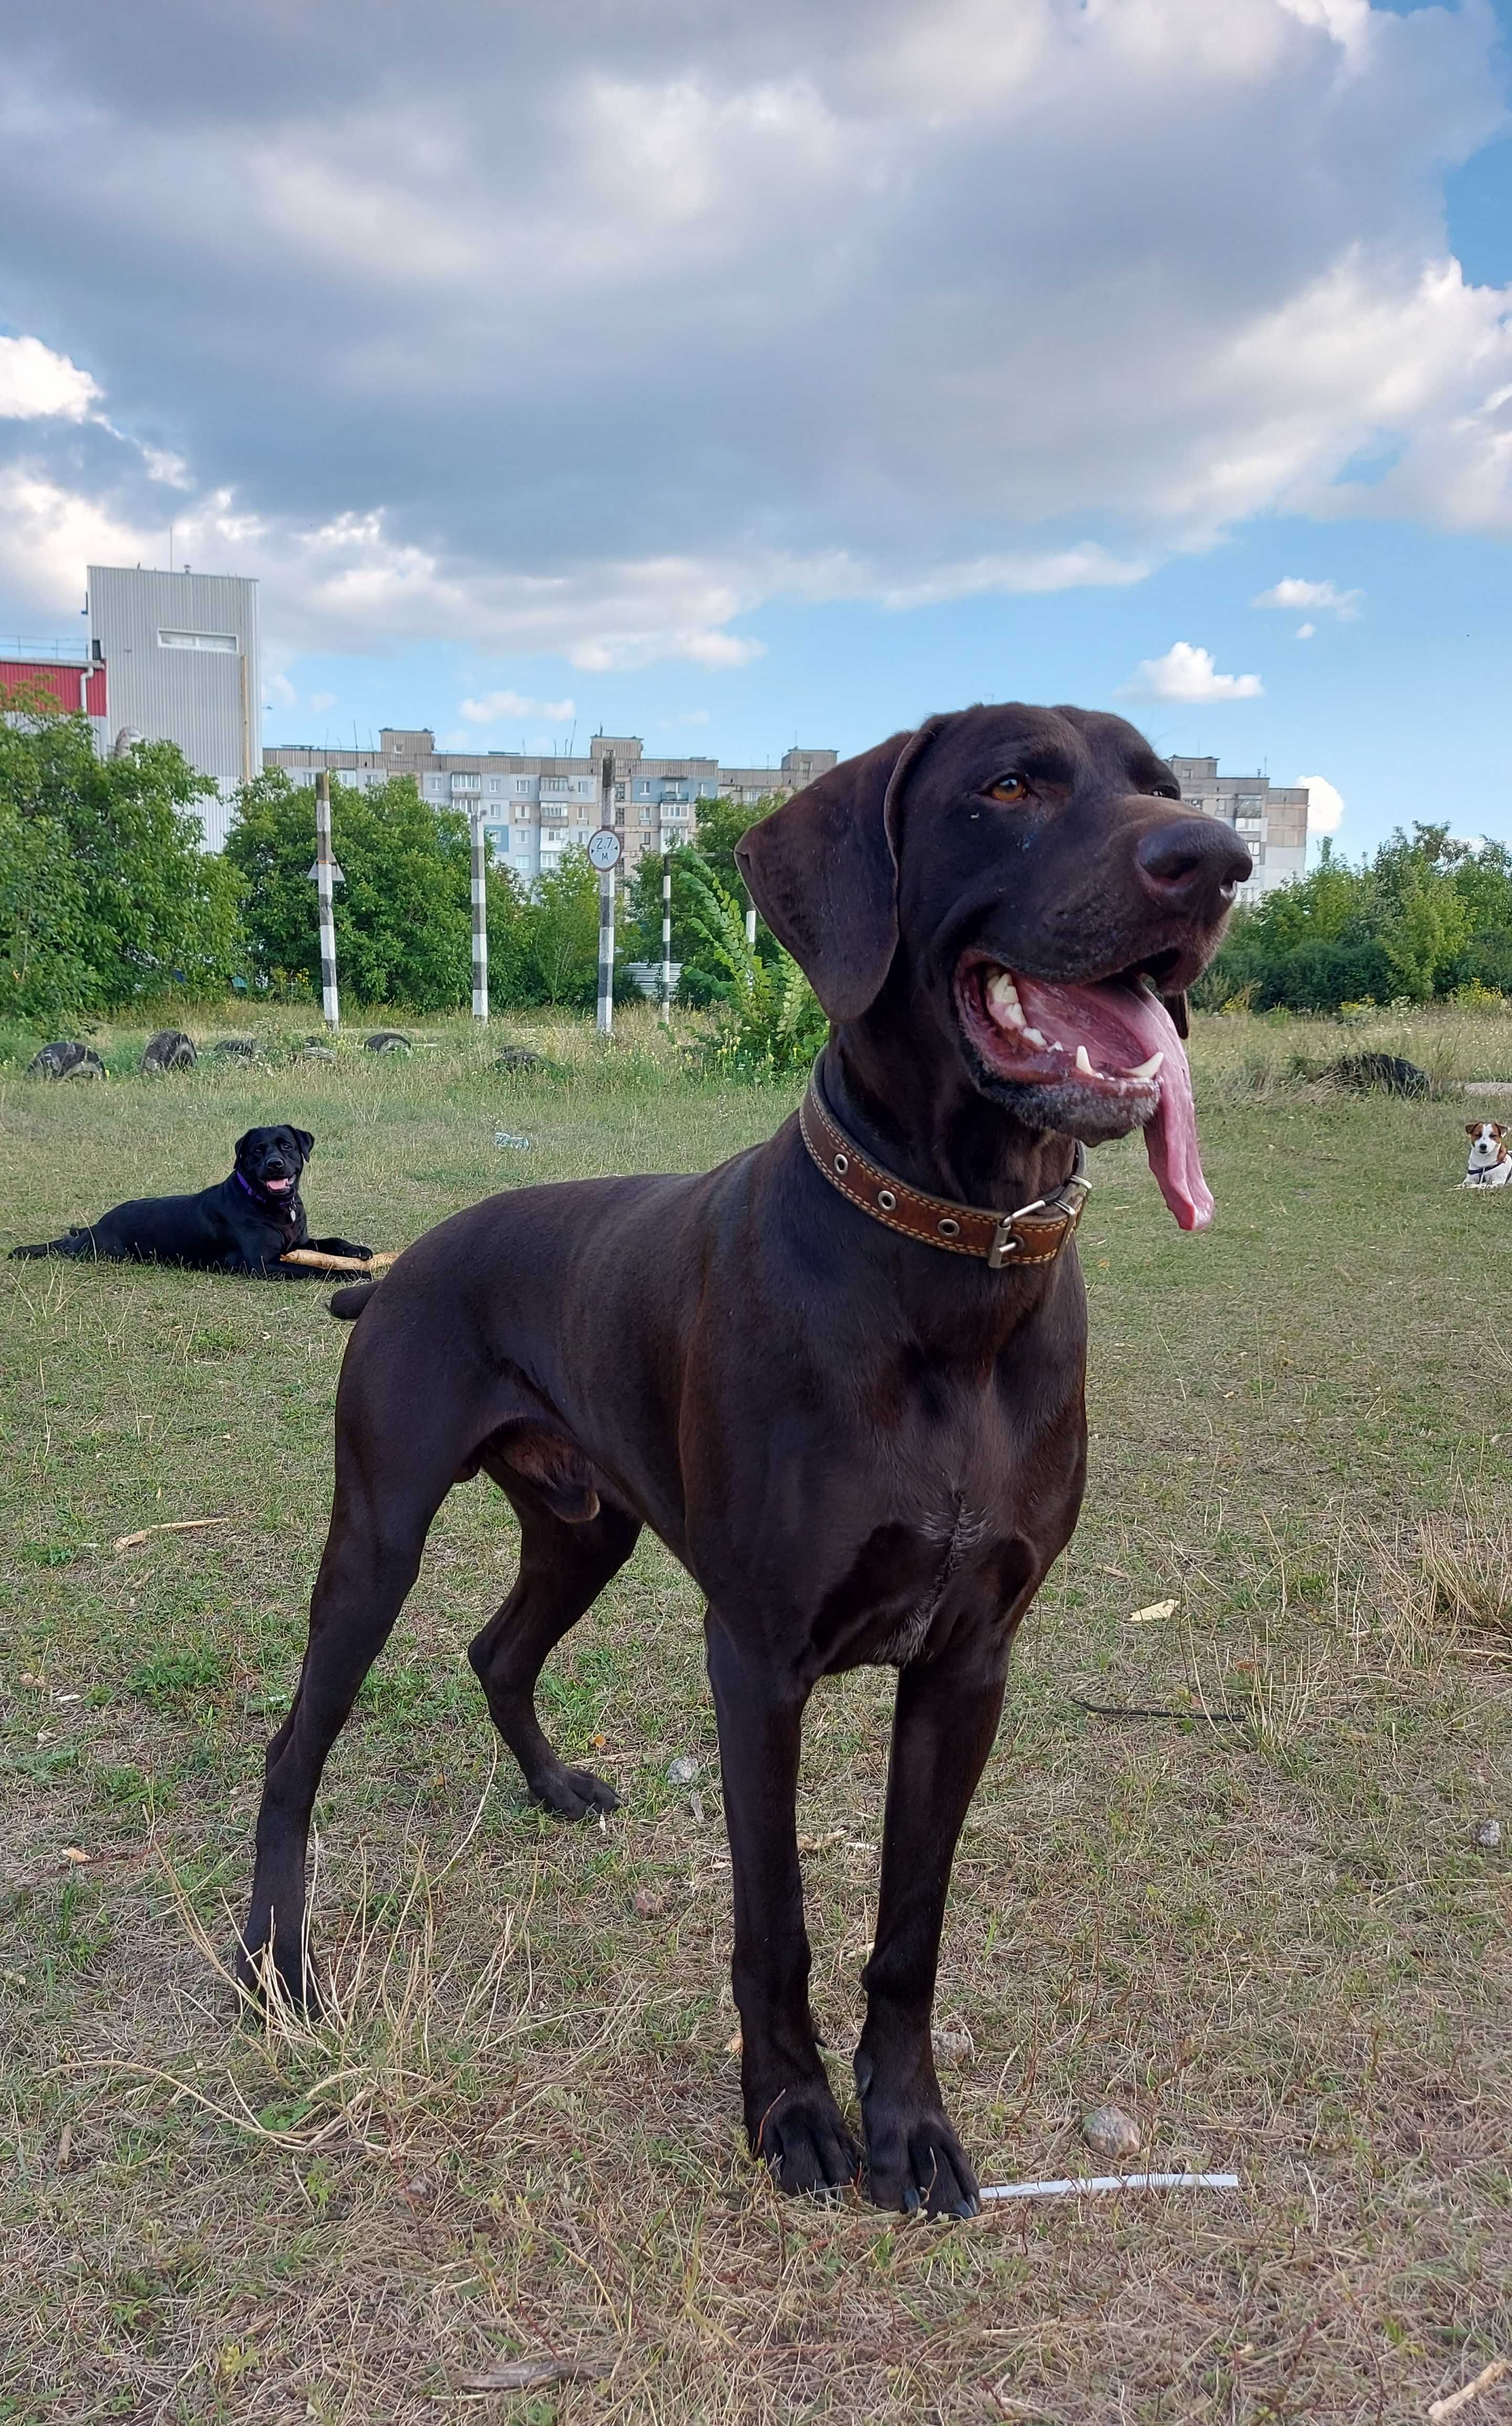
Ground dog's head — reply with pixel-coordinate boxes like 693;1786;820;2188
737;705;1250;1230
1466;1120;1507;1168
235;1124;315;1201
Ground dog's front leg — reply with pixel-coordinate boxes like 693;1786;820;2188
855;1646;1009;2217
706;1614;861;2198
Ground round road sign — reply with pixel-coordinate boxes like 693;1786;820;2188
587;827;623;872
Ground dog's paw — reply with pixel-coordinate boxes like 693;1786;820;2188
754;2084;861;2199
529;1763;621;1820
233;1937;323;2019
858;2077;981;2218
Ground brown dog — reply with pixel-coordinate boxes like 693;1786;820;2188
239;705;1248;2214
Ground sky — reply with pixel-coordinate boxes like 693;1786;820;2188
1;0;1509;859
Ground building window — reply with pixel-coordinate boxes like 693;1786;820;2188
542;775;568;793
158;628;237;652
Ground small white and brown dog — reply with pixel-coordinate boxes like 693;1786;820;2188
1464;1121;1512;1186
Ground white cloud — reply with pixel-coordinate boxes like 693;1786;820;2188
0;0;1509;664
459;688;576;725
1253;576;1362;618
1296;621;1316;639
309;689;337;711
0;334;102;423
1299;773;1345;834
1118;643;1264;704
141;445;193;490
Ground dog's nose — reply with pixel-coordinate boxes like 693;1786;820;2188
1135;816;1252;916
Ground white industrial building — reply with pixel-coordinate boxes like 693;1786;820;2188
86;565;261;849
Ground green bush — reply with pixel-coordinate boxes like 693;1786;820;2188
1196;826;1512;1016
679;860;827;1079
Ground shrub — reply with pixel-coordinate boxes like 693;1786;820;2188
679;861;827;1079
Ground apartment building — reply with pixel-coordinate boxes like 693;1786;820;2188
263;730;838;880
1168;758;1307;899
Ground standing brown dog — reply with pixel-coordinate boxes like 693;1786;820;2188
239;705;1248;2214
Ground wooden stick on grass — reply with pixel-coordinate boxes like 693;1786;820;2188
113;1517;237;1552
279;1248;399;1275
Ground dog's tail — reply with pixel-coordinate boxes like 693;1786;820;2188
328;1282;378;1322
9;1232;83;1260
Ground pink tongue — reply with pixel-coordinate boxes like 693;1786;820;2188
1013;977;1213;1231
1118;988;1212;1232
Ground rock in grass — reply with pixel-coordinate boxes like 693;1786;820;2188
27;1041;105;1080
496;1045;551;1074
1082;2104;1141;2161
213;1037;261;1060
1476;1818;1502;1849
666;1754;700;1786
141;1029;196;1073
365;1030;411;1054
303;1044;338;1062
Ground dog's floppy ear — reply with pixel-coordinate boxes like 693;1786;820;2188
735;722;943;1022
233;1130;256;1163
1467;1121;1484;1137
291;1128;315;1159
1162;991;1190;1040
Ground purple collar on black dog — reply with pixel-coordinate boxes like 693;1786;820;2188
235;1166;296;1215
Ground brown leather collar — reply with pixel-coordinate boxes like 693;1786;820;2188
799;1065;1089;1270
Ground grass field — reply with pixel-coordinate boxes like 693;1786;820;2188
2;1003;1509;2424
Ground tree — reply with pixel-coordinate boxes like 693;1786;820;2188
517;847;604;1008
227;770;480;1010
0;688;241;1018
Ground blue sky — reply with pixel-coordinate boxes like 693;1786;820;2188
2;0;1509;859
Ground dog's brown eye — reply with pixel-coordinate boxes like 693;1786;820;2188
987;775;1029;804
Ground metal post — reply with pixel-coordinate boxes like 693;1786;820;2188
470;806;488;1022
661;854;673;1025
597;863;615;1038
315;771;339;1029
745;892;758;951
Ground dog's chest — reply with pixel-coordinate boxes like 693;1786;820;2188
869;1495;996;1666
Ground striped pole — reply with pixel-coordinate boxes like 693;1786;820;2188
745;892;757;951
661;853;673;1025
597;862;614;1038
315;771;339;1029
471;806;488;1022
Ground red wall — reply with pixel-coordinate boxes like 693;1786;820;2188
0;658;108;717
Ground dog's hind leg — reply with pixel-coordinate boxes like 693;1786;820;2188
238;1413;465;2006
467;1480;641;1818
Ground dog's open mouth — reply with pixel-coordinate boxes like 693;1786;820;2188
955;956;1212;1231
261;1176;294;1195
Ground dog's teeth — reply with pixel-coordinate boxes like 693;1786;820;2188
1075;1045;1095;1076
986;972;1027;1029
1023;1026;1048;1049
1128;1051;1165;1081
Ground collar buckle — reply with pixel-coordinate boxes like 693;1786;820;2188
987;1216;1021;1269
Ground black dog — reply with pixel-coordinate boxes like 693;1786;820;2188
11;1126;371;1278
241;707;1247;2214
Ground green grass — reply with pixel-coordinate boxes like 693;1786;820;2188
2;1002;1509;2423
